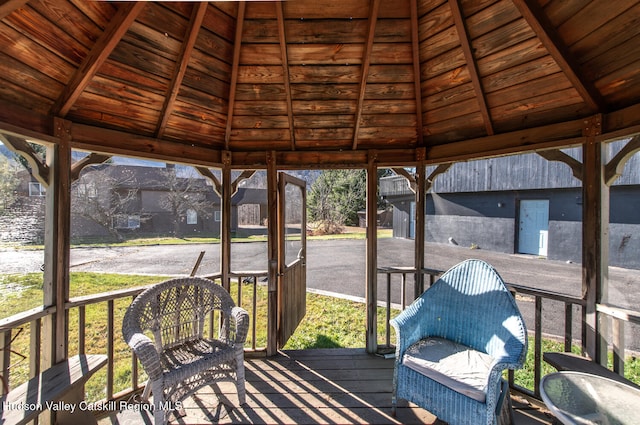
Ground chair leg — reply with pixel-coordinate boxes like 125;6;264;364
141;380;152;401
150;381;167;425
496;380;513;425
236;350;246;405
154;398;166;425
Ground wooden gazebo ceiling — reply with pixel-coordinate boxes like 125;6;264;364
2;0;640;168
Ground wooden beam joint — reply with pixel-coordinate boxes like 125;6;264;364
582;114;602;138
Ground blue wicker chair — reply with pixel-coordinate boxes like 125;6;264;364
390;259;527;425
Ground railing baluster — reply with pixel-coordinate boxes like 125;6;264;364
582;304;588;356
78;306;86;355
1;330;11;395
131;297;139;393
107;299;115;401
237;276;243;308
564;302;573;352
30;319;40;379
534;296;542;398
401;272;406;310
612;317;625;375
252;277;258;350
386;274;391;347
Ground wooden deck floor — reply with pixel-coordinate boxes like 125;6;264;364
98;349;554;425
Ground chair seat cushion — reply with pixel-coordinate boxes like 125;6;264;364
402;337;494;403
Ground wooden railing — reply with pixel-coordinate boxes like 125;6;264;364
376;266;441;347
596;303;640;374
0;305;55;393
377;267;639;398
1;269;637;409
0;270;269;402
504;282;586;398
227;270;269;352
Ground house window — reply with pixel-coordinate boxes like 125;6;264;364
76;182;97;198
114;215;141;229
214;211;221;222
29;182;46;197
186;208;197;225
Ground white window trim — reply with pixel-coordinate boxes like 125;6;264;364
186;208;198;225
29;182;46;197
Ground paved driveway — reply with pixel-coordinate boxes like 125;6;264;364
2;239;639;350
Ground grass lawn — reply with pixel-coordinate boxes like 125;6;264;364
1;271;638;402
3;228;393;251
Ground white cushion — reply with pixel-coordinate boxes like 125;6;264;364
402;337;494;403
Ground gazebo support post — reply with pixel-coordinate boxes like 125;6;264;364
266;151;278;356
42;119;72;368
582;115;609;365
414;160;426;296
221;151;232;292
38;118;72;425
366;152;378;354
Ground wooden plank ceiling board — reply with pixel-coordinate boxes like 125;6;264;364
1;0;640;167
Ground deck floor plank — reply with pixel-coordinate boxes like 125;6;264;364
98;349;552;424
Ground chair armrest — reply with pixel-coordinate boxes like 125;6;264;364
231;306;250;345
486;358;524;409
124;332;163;381
390;297;431;357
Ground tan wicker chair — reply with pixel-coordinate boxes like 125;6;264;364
122;277;249;425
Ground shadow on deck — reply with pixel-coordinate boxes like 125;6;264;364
99;349;554;424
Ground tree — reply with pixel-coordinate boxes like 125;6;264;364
308;170;367;233
71;165;139;241
0;155;19;213
157;166;212;238
308;169;392;234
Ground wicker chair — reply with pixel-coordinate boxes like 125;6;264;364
122;277;249;425
390;259;527;425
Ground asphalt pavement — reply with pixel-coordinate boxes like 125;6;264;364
2;238;639;350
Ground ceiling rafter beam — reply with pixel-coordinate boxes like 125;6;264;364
449;0;493;136
276;2;296;150
512;0;606;112
52;2;146;117
225;2;246;151
0;0;28;20
410;0;424;146
156;2;208;139
352;0;381;150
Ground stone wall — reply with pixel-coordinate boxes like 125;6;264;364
0;196;45;245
